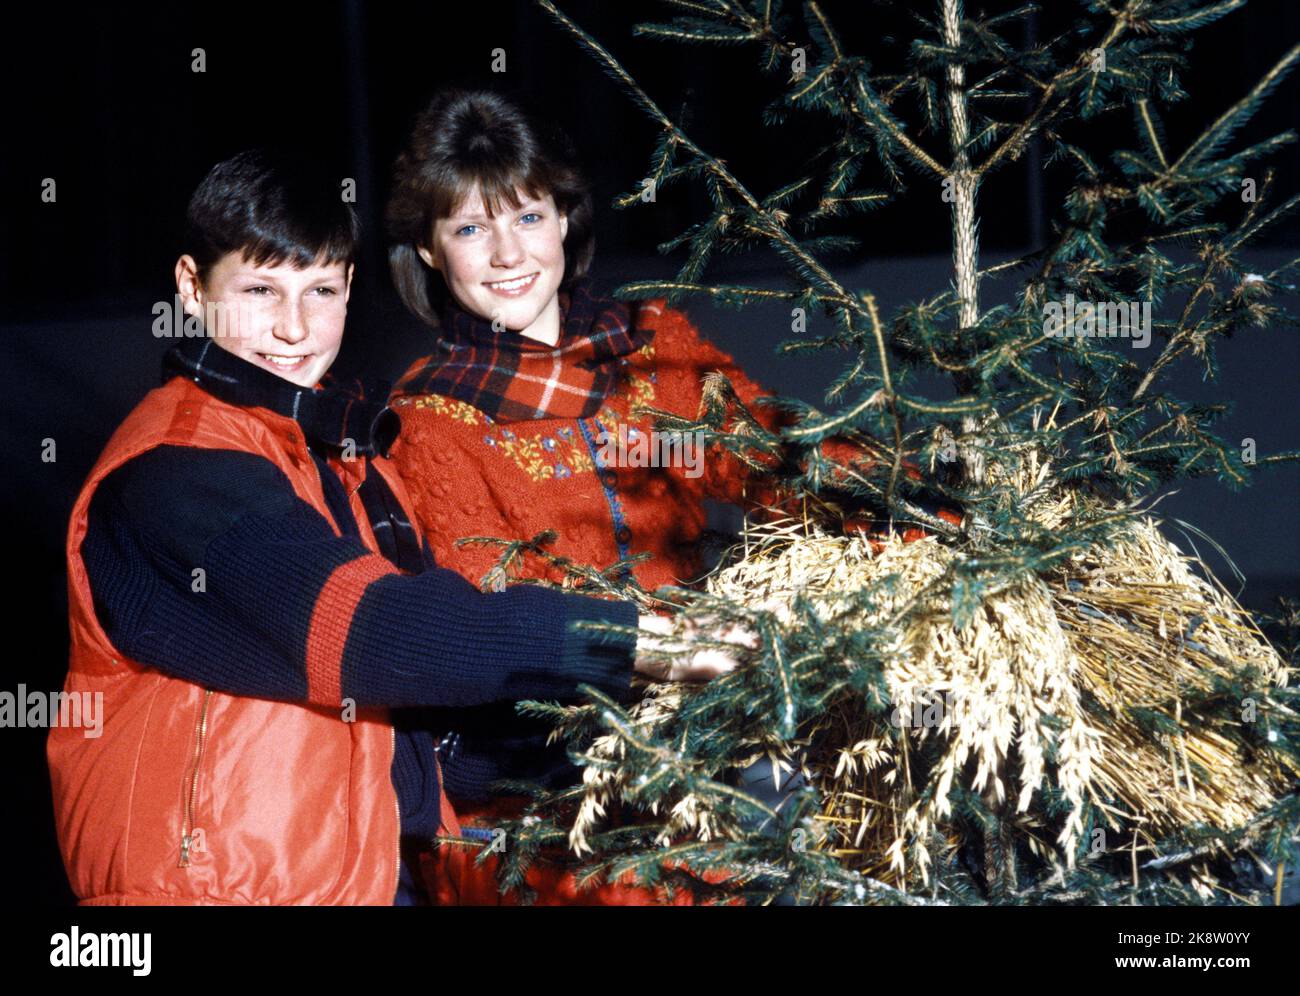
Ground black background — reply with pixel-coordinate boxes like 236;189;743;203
1;0;1297;907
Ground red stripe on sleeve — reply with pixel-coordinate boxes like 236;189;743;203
305;555;397;705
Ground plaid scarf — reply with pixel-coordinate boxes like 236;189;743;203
395;277;653;421
163;338;424;572
163;338;399;456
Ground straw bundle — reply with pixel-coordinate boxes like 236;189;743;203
566;482;1296;894
707;510;1295;887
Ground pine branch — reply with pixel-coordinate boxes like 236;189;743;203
514;0;1300;906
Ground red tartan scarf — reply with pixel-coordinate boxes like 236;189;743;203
395;277;654;421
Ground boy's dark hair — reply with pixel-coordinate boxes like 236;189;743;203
386;88;595;327
185;149;360;282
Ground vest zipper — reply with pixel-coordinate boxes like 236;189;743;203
179;688;214;868
392;725;401;901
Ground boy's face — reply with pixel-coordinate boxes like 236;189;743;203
175;252;352;388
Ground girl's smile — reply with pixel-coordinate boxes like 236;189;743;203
483;271;540;296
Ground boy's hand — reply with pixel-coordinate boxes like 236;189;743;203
634;612;757;682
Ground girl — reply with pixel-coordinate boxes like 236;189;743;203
384;89;958;903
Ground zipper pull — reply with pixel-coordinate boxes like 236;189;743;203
435;731;461;762
179;834;192;868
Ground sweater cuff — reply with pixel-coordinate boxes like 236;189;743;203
556;595;639;701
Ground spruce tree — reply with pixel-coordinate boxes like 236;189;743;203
473;0;1300;905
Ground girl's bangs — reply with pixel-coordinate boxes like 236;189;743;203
436;164;548;220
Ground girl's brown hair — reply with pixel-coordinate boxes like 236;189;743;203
386;88;595;327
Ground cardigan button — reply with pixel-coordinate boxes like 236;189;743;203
599;469;618;489
614;525;632;545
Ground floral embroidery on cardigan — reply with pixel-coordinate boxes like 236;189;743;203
498;431;598;481
410;393;481;424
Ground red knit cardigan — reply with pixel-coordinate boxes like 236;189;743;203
388;298;944;597
388;298;957;905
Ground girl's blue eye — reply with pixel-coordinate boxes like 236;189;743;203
456;224;479;237
520;213;541;224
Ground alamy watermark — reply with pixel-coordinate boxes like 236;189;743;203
1;685;102;738
1043;294;1151;348
594;423;706;479
151;296;244;339
889;690;993;730
50;927;150;975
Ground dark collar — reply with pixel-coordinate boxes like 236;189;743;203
162;337;399;458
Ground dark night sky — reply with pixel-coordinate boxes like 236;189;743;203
4;0;1297;319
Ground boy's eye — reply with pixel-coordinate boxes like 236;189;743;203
246;286;272;296
313;286;338;296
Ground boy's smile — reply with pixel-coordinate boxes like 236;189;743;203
175;253;352;388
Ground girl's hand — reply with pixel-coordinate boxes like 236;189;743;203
633;612;758;682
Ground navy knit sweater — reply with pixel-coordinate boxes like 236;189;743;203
80;341;640;857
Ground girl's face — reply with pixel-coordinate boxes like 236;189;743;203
420;185;569;345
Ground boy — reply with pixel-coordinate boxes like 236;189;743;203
47;150;736;905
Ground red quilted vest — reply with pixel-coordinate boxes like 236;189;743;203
49;374;457;905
